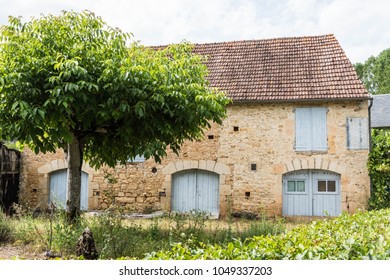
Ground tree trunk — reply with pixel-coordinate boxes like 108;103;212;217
66;133;83;223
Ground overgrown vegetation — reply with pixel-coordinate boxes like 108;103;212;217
1;207;285;259
146;209;390;260
0;211;14;243
2;207;390;260
368;129;390;209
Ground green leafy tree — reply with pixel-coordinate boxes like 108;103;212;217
355;48;390;95
0;11;229;221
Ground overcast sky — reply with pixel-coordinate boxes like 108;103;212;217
0;0;389;63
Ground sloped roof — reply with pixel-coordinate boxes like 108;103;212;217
371;94;390;128
192;34;369;102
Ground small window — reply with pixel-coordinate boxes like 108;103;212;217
297;181;305;192
317;180;336;192
127;155;145;163
287;180;306;192
328;181;336;192
318;181;327;192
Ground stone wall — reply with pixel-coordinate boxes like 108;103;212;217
19;100;370;217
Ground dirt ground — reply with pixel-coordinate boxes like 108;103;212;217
0;244;46;260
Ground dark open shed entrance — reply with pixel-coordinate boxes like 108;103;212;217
0;143;21;214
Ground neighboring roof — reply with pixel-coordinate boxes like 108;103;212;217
191;34;369;102
371;94;390;128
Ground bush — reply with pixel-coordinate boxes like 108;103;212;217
0;211;14;243
146;209;390;260
368;129;390;209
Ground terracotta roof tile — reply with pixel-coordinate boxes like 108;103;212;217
192;34;368;102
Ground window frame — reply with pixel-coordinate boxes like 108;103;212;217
285;179;308;194
315;179;339;195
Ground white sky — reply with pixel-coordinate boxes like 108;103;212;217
0;0;389;63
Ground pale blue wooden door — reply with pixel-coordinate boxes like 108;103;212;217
171;170;197;212
196;170;220;216
283;170;340;216
312;171;341;216
172;169;219;216
49;169;89;211
49;169;67;209
283;171;311;216
80;171;89;211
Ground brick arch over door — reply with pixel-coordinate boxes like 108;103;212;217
161;160;232;217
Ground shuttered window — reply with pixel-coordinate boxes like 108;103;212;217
346;117;369;150
295;107;327;152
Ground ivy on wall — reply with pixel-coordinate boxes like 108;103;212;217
368;129;390;209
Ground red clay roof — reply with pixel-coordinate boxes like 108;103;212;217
192;34;369;102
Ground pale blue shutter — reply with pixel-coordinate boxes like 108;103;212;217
295;108;327;151
312;107;327;151
346;118;369;150
295;108;312;151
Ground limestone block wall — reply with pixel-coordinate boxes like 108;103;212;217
216;100;370;216
19;100;370;217
19;123;222;213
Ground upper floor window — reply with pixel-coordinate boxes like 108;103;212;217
127;154;145;163
346;117;369;150
295;107;327;152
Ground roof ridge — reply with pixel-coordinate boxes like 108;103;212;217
192;34;336;47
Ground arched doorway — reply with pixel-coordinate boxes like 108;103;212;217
282;170;341;216
49;169;89;211
172;169;219;216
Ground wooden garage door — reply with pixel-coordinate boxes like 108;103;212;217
283;170;341;216
172;169;219;216
49;169;89;211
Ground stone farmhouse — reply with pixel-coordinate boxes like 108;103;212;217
19;34;371;218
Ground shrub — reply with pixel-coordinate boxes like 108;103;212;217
368;129;390;209
146;209;390;260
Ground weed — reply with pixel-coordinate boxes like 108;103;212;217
0;211;14;243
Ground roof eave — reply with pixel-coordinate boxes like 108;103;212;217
230;96;371;105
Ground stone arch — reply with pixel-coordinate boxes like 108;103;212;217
284;158;340;174
161;160;231;216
